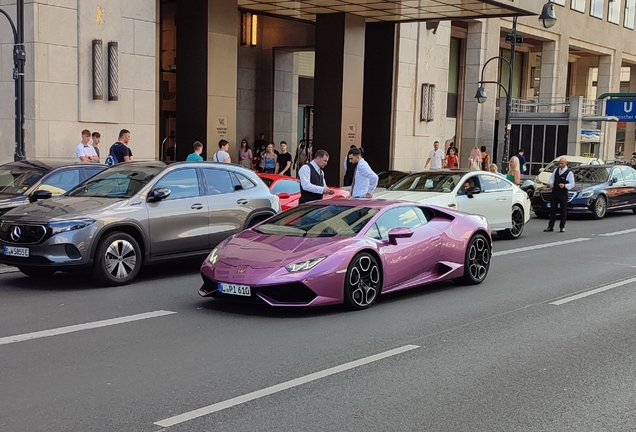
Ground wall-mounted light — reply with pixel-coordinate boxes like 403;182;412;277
92;39;104;100
241;11;258;47
108;41;118;101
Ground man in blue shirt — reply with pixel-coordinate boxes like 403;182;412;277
107;129;132;165
517;148;527;174
348;148;379;198
186;141;204;161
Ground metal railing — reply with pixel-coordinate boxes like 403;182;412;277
510;97;569;114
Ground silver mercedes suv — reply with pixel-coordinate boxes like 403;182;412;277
0;161;280;286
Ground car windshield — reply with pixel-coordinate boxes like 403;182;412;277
0;164;47;195
377;171;408;189
571;167;610;183
67;165;162;198
388;172;463;193
544;160;583;171
253;204;378;238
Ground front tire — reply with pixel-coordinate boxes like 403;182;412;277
593;195;607;220
455;233;491;285
343;252;382;310
18;266;56;278
92;232;141;286
497;205;525;240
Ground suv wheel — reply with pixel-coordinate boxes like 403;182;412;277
92;232;142;286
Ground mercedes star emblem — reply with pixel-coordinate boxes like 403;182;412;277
10;226;22;242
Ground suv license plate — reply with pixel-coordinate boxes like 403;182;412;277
3;246;29;257
218;283;251;296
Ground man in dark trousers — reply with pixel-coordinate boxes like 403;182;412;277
544;157;575;233
298;149;334;204
343;145;357;186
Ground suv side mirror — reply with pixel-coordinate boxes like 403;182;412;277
278;192;291;200
147;188;171;202
29;190;52;203
387;227;414;245
466;186;481;198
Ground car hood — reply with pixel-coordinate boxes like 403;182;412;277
0;194;28;209
2;196;124;222
536;182;600;194
219;230;349;268
374;190;450;204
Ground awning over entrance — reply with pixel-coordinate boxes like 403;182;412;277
239;0;540;23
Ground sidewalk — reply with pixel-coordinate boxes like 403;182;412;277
0;264;18;274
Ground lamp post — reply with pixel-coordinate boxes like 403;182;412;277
0;0;26;161
475;2;557;174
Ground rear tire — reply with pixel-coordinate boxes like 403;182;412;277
454;233;491;285
343;252;382;310
92;232;141;286
497;205;524;240
18;266;56;278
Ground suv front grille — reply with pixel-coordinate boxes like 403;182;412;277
0;222;48;244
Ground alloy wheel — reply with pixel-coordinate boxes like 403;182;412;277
595;196;607;219
468;236;490;282
509;207;524;237
348;255;381;308
104;239;138;279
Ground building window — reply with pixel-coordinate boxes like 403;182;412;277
625;0;636;28
447;37;461;118
498;49;524;99
591;0;604;17
571;0;585;12
552;0;566;5
609;0;621;23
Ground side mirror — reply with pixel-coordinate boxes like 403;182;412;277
147;188;171;202
539;168;545;173
610;177;618;185
29;190;52;203
278;192;291;200
387;227;414;245
466;186;481;198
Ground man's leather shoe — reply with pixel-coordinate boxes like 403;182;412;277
559;228;565;233
543;227;554;232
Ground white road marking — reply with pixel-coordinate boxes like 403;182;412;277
154;344;420;428
598;228;636;237
550;276;636;305
0;310;177;346
493;238;590;257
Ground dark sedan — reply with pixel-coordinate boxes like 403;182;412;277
532;165;636;220
0;160;106;217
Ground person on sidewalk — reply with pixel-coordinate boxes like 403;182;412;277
106;129;132;165
544;157;575;233
91;132;101;162
343;145;357;186
76;130;99;162
348;147;378;198
238;139;253;169
278;141;293;176
186;141;204;161
213;140;231;163
298;149;334;204
424;141;444;170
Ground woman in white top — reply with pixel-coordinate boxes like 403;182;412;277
213;140;231;163
468;147;482;171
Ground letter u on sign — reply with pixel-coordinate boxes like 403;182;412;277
625;102;633;113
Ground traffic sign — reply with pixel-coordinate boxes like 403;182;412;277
605;99;636;121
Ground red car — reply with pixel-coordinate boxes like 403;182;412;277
258;173;350;210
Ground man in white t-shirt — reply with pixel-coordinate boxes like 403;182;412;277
213;139;231;163
76;129;99;162
424;141;444;170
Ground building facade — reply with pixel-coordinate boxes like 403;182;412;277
1;0;629;184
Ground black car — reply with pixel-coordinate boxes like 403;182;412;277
0;160;106;217
531;164;636;219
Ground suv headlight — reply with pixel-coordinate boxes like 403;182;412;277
208;247;220;264
49;219;95;236
285;257;326;272
578;190;594;199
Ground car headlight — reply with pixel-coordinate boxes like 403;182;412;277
208;247;220;265
285;257;326;272
578;190;594;199
49;219;95;236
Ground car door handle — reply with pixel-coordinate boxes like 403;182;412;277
191;203;204;210
237;199;249;205
496;197;507;201
447;203;456;208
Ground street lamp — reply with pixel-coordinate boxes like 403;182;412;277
475;1;556;174
0;0;26;161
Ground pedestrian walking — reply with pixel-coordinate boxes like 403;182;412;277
278;141;293;176
468;147;482;171
186;141;204;161
91;132;101;162
445;148;458;169
343;144;357;186
516;148;527;175
424;141;444;170
76;129;99;162
506;156;521;185
348;147;378;198
480;145;491;171
238;139;253;169
298;149;334;204
105;129;132;165
213;140;231;163
261;143;278;174
544;157;575;233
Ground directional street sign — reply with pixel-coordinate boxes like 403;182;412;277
605;99;636;121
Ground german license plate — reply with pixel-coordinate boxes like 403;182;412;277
218;283;251;296
546;203;551;208
3;246;29;257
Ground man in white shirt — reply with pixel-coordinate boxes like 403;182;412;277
298;149;334;204
348;148;379;198
76;129;99;162
213;139;231;163
544;157;575;233
424;141;444;170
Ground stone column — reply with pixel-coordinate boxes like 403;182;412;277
538;35;569;108
624;66;636;158
461;19;499;157
313;13;365;186
272;50;299;150
597;52;622;161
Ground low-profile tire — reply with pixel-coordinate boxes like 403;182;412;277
535;211;549;219
92;232;142;286
18;266;56;278
454;233;491;285
592;195;607;220
497;205;525;240
343;252;382;310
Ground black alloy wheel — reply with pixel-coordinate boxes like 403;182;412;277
455;233;491;285
343;252;382;310
498;205;525;240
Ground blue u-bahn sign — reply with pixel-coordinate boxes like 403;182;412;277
605;99;636;121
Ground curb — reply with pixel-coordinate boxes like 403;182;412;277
0;265;19;274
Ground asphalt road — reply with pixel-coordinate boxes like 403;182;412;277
2;211;636;431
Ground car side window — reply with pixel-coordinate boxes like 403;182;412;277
372;207;423;241
611;168;624;182
154;168;200;200
457;176;480;195
479;174;503;192
83;167;105;180
38;169;80;196
202;168;234;195
271;179;301;195
232;172;256;190
620;167;635;181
